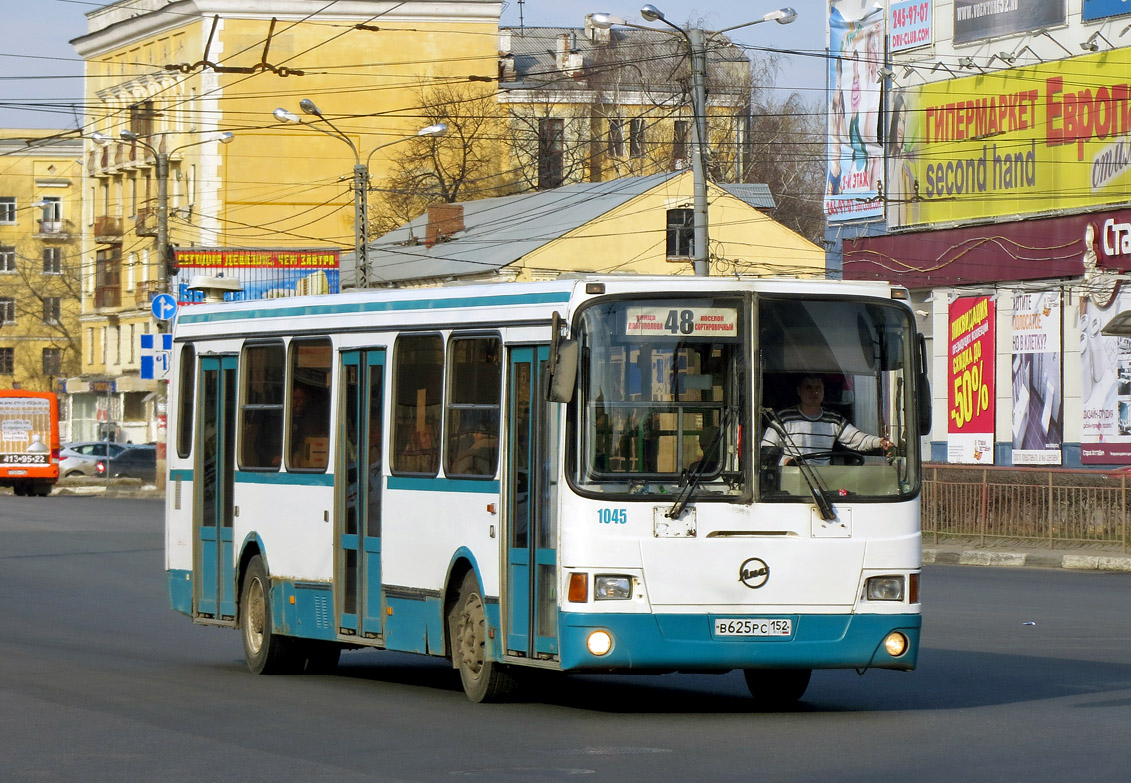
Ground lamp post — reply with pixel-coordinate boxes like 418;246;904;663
273;101;447;288
91;128;234;490
589;5;797;276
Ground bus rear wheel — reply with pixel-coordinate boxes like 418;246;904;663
239;555;303;675
449;571;517;703
743;668;811;708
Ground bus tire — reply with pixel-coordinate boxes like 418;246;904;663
743;668;811;707
450;571;516;703
239;555;302;675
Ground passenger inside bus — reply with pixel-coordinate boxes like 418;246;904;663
761;374;891;465
289;381;330;469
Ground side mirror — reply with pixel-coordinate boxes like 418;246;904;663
546;311;578;403
917;333;932;434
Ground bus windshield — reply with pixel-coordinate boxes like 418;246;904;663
574;297;747;498
757;295;920;501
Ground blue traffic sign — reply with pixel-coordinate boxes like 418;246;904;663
151;293;178;321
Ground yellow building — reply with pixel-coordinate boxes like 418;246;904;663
356;170;823;285
69;0;503;441
0;132;83;404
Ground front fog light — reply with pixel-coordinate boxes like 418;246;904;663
865;575;905;601
883;631;908;657
587;630;613;656
594;575;632;600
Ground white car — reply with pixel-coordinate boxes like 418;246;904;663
59;441;130;477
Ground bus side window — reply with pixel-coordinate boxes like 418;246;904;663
445;335;501;477
392;334;442;475
240;342;285;470
287;338;332;471
176;344;195;458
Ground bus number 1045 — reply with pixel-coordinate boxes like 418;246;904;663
597;508;627;525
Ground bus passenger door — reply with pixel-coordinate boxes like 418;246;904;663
195;355;237;620
338;349;385;639
506;346;558;659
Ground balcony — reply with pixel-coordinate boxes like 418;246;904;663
134;279;162;308
33;218;75;241
135;207;158;237
93;215;123;243
95;284;121;309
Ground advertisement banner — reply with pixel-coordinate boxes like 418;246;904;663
889;48;1131;227
1079;287;1131;464
0;397;52;467
1010;291;1063;464
174;248;340;304
889;0;932;51
1083;0;1131;21
825;0;885;222
953;0;1064;44
948;296;996;464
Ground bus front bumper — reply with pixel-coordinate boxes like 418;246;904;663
559;611;921;672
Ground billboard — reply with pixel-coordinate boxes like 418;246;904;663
889;0;932;52
825;0;885;222
1083;0;1131;21
889;48;1131;227
1010;291;1062;465
953;0;1064;44
948;296;996;464
174;248;340;304
1079;287;1131;464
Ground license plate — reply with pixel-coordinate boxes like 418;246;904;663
8;469;27;476
714;618;792;637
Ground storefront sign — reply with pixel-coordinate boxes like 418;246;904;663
888;49;1131;227
825;0;885;222
1080;288;1131;464
953;0;1064;44
948;296;996;464
1011;291;1063;464
889;0;932;51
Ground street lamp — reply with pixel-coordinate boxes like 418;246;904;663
589;5;797;276
272;100;447;288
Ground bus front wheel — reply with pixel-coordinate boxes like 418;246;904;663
240;555;302;675
743;668;811;708
449;571;517;703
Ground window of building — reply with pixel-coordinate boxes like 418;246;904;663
43;247;62;274
0;347;13;374
123;391;145;420
673;120;690;164
608;118;625;157
42;347;61;377
0;197;15;224
666;208;694;258
41;196;62;222
43;297;61;325
239;342;285;470
95;247;121;308
445;335;501;477
0;298;13;324
630;118;646;158
537;118;564;190
129;100;155;137
392;334;442;475
287;338;332;471
177;344;194;458
0;246;15;272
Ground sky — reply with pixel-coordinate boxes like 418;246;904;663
0;0;827;130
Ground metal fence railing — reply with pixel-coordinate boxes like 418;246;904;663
922;465;1129;551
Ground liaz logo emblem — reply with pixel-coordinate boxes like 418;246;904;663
739;557;770;589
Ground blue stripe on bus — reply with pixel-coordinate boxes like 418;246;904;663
557;612;922;672
235;471;335;486
388;476;500;494
178;291;573;325
170;468;193;482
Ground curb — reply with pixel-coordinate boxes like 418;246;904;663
923;548;1131;572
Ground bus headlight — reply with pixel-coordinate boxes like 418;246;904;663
865;575;905;601
587;630;613;656
594;575;632;600
883;631;908;657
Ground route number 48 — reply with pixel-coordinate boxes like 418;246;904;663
597;508;628;525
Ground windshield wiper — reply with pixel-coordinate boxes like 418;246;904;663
761;407;836;521
666;408;733;520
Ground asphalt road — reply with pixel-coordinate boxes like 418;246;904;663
1;494;1129;782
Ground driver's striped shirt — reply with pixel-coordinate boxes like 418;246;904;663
761;406;883;464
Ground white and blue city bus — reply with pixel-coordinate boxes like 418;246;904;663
165;275;929;704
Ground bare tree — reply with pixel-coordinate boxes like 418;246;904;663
5;246;81;389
